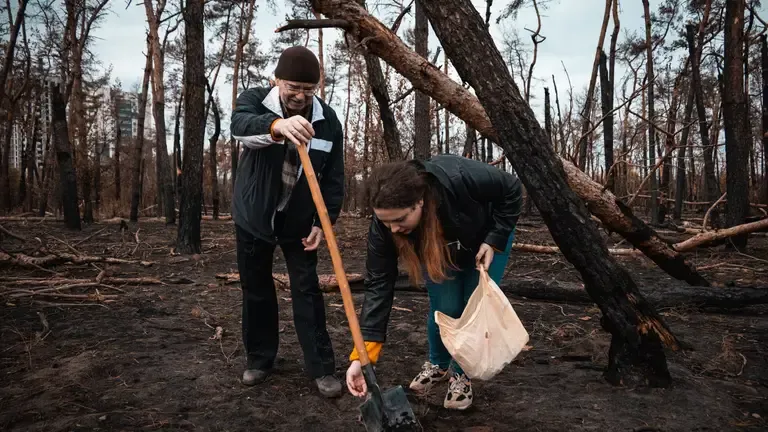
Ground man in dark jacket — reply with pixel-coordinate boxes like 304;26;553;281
230;46;344;398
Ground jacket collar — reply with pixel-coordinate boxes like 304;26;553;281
262;86;325;124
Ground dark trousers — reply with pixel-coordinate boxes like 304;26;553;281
235;223;336;379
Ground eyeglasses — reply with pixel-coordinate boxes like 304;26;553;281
283;82;317;97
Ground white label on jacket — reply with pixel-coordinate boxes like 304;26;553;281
310;138;333;153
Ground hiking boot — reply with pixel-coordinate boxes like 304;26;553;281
315;375;342;398
443;373;473;410
409;361;449;394
242;369;269;386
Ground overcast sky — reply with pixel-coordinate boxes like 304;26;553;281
87;0;713;144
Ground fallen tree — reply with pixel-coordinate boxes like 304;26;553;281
309;0;678;388
498;279;768;310
296;0;707;288
513;217;768;255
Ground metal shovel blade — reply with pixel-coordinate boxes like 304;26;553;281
359;365;421;432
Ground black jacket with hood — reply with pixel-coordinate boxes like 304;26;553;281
230;86;344;243
358;154;523;343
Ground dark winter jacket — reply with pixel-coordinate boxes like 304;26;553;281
358;154;523;342
230;86;344;243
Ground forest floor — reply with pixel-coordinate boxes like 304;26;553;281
0;214;766;432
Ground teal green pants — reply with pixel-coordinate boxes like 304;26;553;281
426;234;514;376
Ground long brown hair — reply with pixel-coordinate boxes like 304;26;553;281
366;161;454;285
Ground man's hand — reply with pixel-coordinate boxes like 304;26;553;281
302;226;324;251
475;242;494;271
273;115;315;146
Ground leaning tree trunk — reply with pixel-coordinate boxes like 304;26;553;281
674;76;695;222
412;0;430;160
130;38;152;222
356;7;403;162
761;35;768;206
418;0;677;386
307;0;708;288
50;84;80;230
176;0;205;254
723;0;749;250
686;22;720;227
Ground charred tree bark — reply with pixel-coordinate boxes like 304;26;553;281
114;108;121;203
309;0;707;290
417;0;677;386
51;84;80;230
173;93;183;196
413;0;431;160
659;72;682;224
360;12;403;161
130;36;153;222
642;0;659;225
544;87;552;145
674;77;695;222
176;0;205;253
499;279;768;311
723;0;750;250
206;79;221;220
761;35;768;206
599;50;615;191
686;21;720;227
577;0;613;169
463;123;475;158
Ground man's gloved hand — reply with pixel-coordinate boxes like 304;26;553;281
273;115;315;146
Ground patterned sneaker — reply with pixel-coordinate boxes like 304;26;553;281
409;361;449;394
443;373;473;410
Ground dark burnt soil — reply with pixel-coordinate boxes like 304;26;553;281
0;215;766;432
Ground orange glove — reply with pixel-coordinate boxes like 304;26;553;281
349;341;383;364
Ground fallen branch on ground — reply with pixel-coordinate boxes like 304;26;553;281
0;251;154;268
215;271;423;292
0;276;194;287
0;224;27;241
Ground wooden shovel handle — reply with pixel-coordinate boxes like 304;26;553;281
295;142;372;367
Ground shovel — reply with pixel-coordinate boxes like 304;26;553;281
295;142;421;432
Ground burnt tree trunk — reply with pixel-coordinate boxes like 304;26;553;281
130;38;152;222
544;87;552;145
463;123;475;158
577;0;613;169
413;0;431;160
114;111;121;203
418;0;677;386
761;35;768;206
359;5;403;162
51;84;80;230
686;23;720;227
309;0;708;289
206;79;221;220
1;112;11;212
723;0;749;250
599;50;615;191
642;0;659;225
674;77;695;222
176;0;205;253
659;72;682;224
173;93;183;196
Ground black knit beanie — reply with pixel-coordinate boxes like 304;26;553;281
274;46;320;84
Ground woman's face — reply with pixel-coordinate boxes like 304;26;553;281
374;200;423;235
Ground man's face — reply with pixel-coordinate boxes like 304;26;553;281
277;79;317;113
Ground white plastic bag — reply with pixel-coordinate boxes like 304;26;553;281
434;267;529;381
